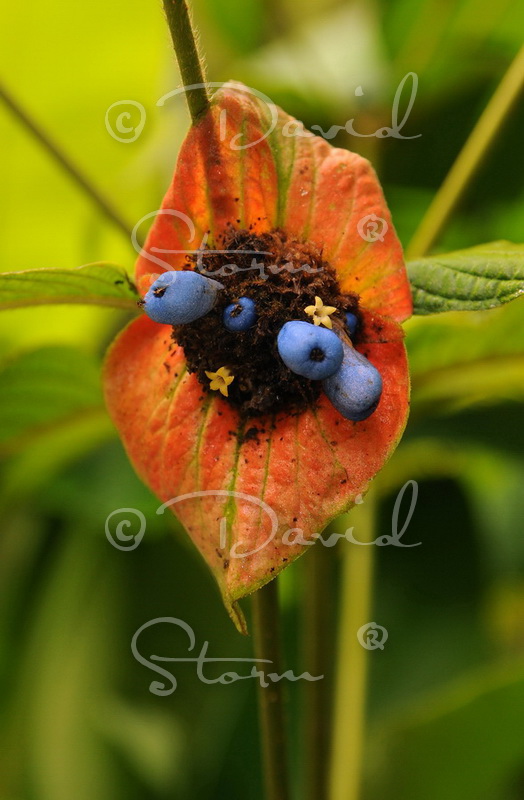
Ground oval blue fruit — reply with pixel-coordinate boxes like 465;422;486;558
277;320;344;380
143;271;223;325
322;341;382;421
345;311;358;336
223;297;257;331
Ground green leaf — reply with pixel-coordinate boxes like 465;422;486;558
0;263;140;311
371;661;524;800
407;297;524;417
0;346;104;455
460;449;524;575
0;528;122;800
381;436;524;574
0;414;115;513
407;242;524;314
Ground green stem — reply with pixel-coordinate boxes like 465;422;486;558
302;543;336;800
0;84;137;244
406;45;524;259
252;580;290;800
329;495;377;800
162;0;210;123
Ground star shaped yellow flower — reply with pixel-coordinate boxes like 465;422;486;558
304;296;337;328
205;366;235;397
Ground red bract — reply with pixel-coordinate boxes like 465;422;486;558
104;83;412;632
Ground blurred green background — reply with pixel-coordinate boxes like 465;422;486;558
1;0;524;797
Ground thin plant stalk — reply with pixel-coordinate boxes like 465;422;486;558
329;494;377;800
302;540;337;800
407;45;524;258
162;0;209;123
252;580;290;800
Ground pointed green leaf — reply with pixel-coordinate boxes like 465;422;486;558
373;661;524;800
0;264;140;311
0;346;104;455
408;241;524;314
407;296;524;416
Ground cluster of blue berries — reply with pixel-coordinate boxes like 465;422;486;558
276;319;382;421
142;271;382;421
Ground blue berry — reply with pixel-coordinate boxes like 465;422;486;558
277;321;344;380
322;341;382;421
143;271;223;325
223;297;257;331
345;311;358;336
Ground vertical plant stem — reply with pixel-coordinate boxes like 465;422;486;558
162;0;210;123
0;84;136;243
302;543;336;800
406;45;524;258
252;579;290;800
329;495;377;800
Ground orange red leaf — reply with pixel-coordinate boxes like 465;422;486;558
105;83;412;630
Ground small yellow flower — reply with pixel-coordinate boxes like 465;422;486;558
205;366;235;397
304;295;337;328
